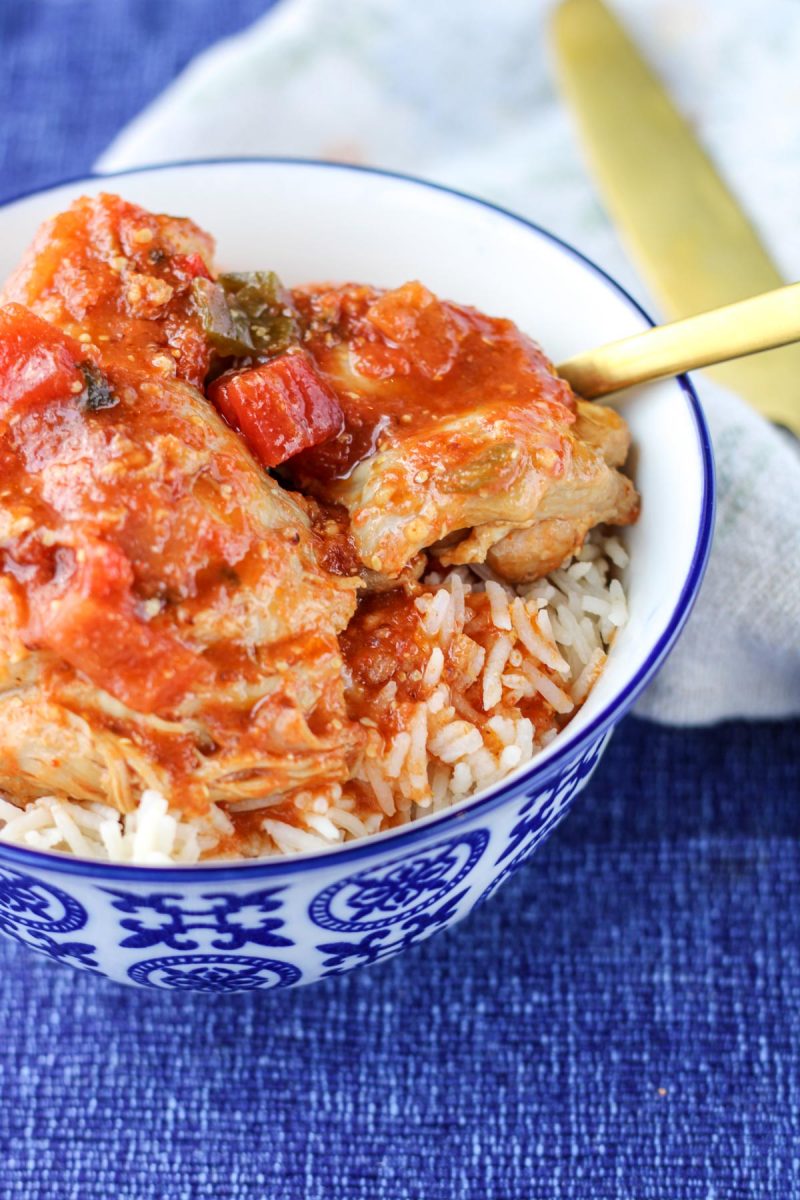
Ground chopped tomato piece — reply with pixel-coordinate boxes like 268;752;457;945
0;303;84;420
366;281;466;381
208;349;344;469
28;539;207;714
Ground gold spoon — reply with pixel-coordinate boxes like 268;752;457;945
557;281;800;422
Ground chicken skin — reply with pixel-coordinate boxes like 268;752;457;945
287;281;638;580
486;401;639;582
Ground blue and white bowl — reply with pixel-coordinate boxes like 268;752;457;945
0;159;714;992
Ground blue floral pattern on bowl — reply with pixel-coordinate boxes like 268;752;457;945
128;953;301;992
0;865;99;970
310;829;488;932
104;887;295;952
309;830;489;974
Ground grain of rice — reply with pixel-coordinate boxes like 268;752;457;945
608;578;628;626
100;818;125;861
451;761;473;795
0;797;22;822
305;813;344;842
514;717;535;755
483;634;513;709
547;611;568;646
429;719;476;756
522;661;574;714
209;806;231;835
568;561;592;580
422;646;445;688
418;589;451;637
430;763;453;810
405;703;429;784
499;744;523;771
485;580;513;630
451;689;484;724
511;597;568;673
262;818;330;854
500;672;531;702
581;593;611;617
325;808;370;838
487;714;516;745
27;828;63;851
437;726;484;763
439;592;456;646
571;648;607;704
384;732;411;780
1;804;49;840
50;803;92;858
446;570;466;629
461;640;486;688
364;758;396;815
535;606;557;645
604;536;629;568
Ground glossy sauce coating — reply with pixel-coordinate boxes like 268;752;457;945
0;196;360;812
292;280;576;483
3;193;216;388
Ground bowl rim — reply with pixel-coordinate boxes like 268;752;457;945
0;156;715;881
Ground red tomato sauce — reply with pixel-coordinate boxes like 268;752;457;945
292;280;576;483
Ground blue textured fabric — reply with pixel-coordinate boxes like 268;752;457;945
0;4;798;1197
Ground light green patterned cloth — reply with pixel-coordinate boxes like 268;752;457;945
99;0;800;722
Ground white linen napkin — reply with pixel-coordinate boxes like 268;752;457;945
98;0;800;723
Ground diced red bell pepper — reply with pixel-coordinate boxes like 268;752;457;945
0;303;85;420
208;349;344;469
28;539;207;714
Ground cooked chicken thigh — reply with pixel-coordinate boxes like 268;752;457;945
486;401;638;582
0;195;360;815
287;282;638;580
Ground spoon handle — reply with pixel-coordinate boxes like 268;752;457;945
557;281;800;401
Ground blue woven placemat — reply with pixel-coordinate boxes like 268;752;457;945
1;5;798;1196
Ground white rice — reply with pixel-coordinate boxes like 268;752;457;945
0;788;230;865
0;531;627;864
